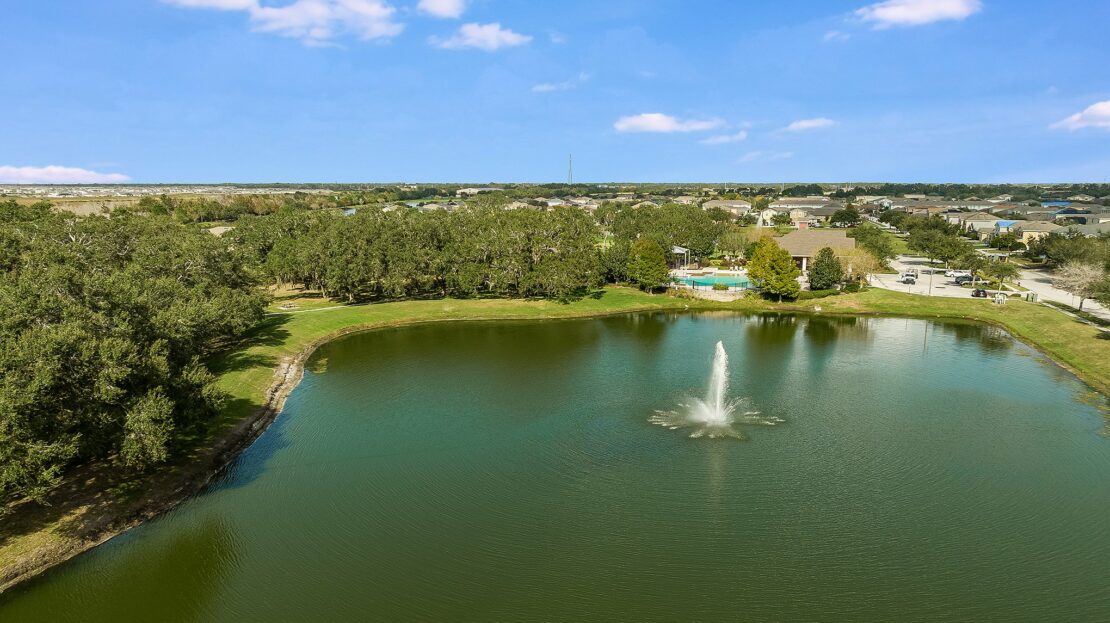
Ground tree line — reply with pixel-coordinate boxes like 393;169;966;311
0;201;268;506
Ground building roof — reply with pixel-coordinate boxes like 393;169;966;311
1016;221;1061;232
771;197;830;207
777;230;856;258
702;199;752;212
1063;223;1110;237
962;212;1000;221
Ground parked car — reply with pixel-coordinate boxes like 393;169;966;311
899;274;917;285
971;289;989;298
954;275;975;285
945;270;971;278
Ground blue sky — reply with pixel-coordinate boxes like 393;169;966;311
2;0;1109;183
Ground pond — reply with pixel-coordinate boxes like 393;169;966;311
2;313;1109;622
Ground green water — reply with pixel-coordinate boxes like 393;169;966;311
3;313;1109;622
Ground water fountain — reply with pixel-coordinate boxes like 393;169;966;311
650;341;782;438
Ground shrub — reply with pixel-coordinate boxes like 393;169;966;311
842;282;862;293
712;282;729;291
796;288;840;300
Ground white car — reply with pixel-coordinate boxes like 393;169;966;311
945;270;971;278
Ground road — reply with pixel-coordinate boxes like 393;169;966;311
1018;267;1110;321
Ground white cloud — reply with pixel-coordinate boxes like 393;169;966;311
784;117;836;131
417;0;465;19
823;30;851;42
0;165;130;184
165;0;256;8
532;72;590;93
1052;100;1110;130
699;130;748;145
548;31;566;44
737;151;793;163
614;113;724;133
164;0;403;46
430;22;531;51
856;0;982;29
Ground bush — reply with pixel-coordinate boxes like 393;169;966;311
796;288;840;300
712;282;729;291
842;282;863;293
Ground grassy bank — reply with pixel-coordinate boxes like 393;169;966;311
3;286;1108;592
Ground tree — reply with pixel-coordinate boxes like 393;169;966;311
840;247;882;284
771;212;793;227
991;233;1021;252
808;247;843;290
984;261;1021;297
1053;262;1105;310
747;238;801;301
626;239;669;292
908;229;969;267
850;224;897;266
829;207;861;228
952;250;988;285
717;226;754;261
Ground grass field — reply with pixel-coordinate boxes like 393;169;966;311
3;285;1108;591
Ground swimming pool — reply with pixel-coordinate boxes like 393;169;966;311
674;275;750;288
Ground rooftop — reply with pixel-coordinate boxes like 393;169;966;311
777;229;856;258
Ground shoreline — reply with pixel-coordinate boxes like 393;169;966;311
0;352;306;596
2;289;1107;595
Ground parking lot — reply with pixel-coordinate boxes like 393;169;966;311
870;256;988;299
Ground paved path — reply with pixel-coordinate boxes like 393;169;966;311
1018;268;1110;321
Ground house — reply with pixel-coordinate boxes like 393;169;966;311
992;219;1026;237
1067;194;1096;202
960;212;1001;239
702;199;752;216
1062;222;1110;237
856;195;887;205
770;197;830;210
673;195;698;205
987;194;1013;203
777;230;856;271
1013;221;1061;245
455;187;501;197
1058;212;1110;225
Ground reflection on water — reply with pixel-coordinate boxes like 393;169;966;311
1;517;240;623
2;313;1109;623
936;321;1013;354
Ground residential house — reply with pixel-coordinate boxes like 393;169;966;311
702;199;752;216
1056;211;1110;225
959;212;1001;239
776;230;856;272
770;197;830;210
992;219;1026;238
1062;222;1110;237
1013;221;1061;245
455;187;500;197
1067;194;1096;202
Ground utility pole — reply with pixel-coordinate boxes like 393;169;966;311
568;154;573;185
